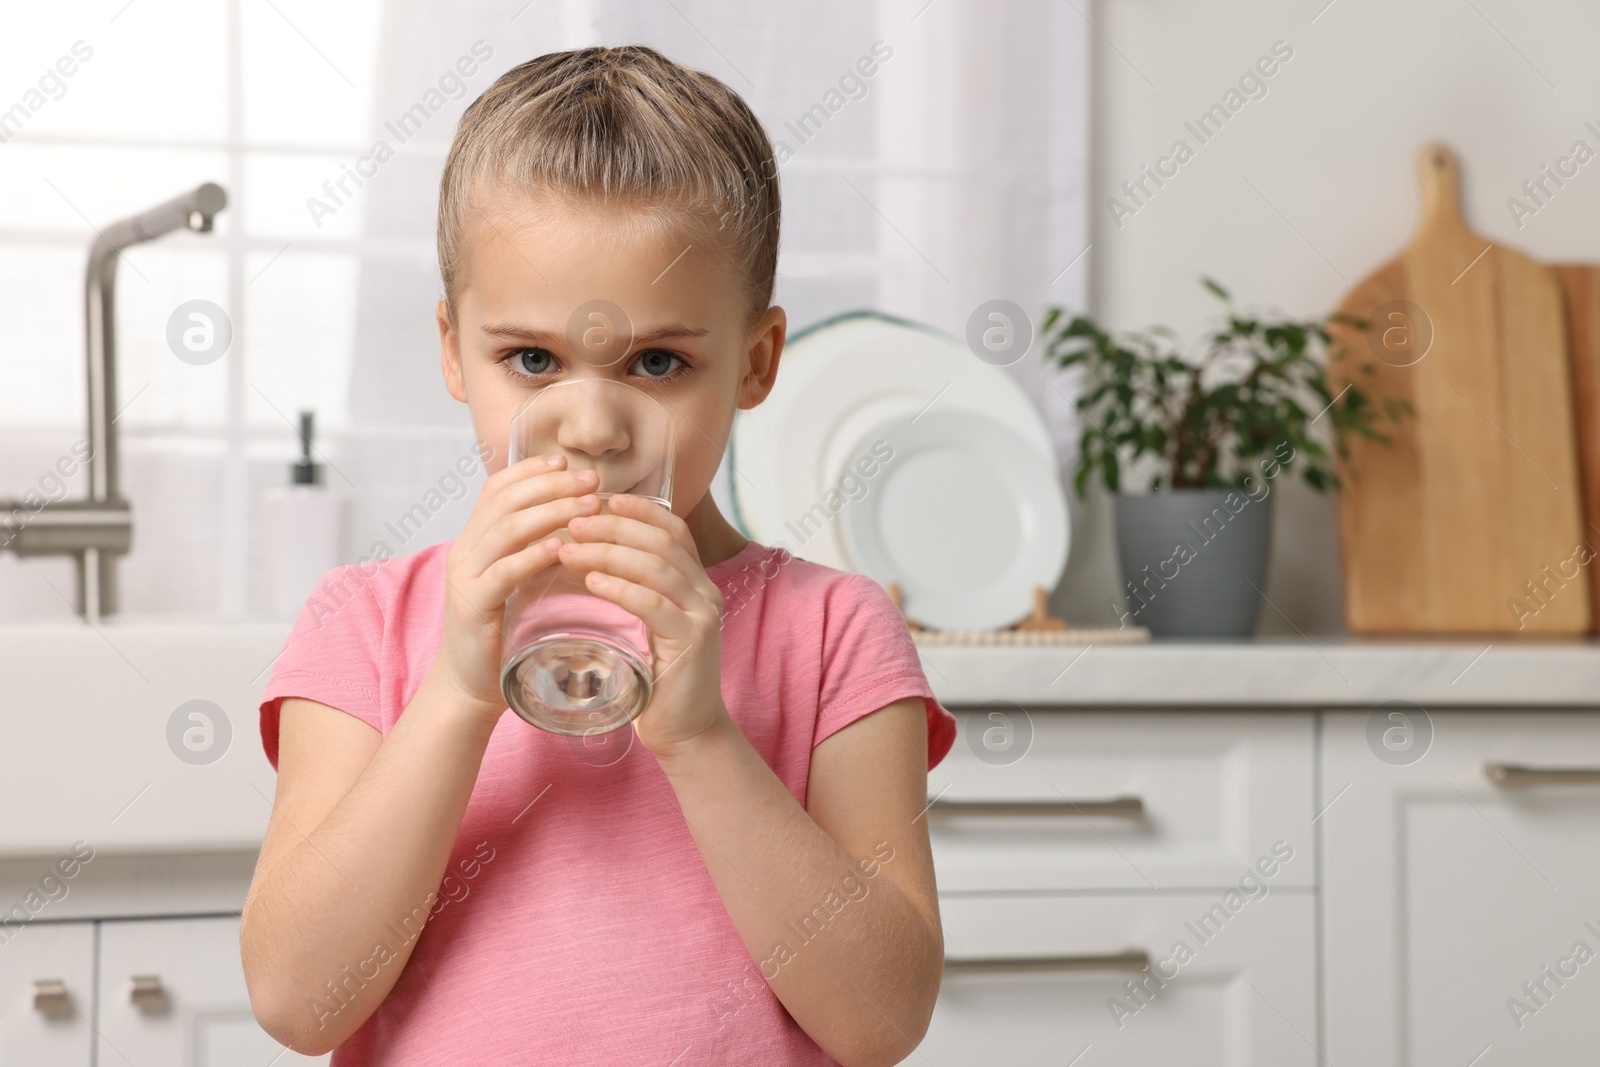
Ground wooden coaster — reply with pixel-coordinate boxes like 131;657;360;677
883;581;1147;642
909;626;1149;644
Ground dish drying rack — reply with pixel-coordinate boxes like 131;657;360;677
886;582;1150;645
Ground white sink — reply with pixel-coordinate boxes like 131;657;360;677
0;622;291;859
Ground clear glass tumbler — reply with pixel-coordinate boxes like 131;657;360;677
499;378;676;736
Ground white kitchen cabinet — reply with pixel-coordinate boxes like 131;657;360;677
923;710;1319;1065
929;891;1317;1065
0;919;94;1067
1322;710;1600;1067
95;915;327;1067
928;711;1315;891
2;627;1594;1066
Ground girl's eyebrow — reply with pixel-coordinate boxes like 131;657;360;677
479;322;711;346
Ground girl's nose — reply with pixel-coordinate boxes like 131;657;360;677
556;403;632;459
549;381;634;460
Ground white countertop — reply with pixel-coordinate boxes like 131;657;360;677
915;637;1600;707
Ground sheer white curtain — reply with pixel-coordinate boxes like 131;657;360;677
0;0;1087;619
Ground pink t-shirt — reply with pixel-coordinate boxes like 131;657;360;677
258;537;956;1066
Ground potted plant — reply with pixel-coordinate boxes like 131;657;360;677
1040;277;1406;637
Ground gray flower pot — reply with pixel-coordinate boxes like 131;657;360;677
1112;488;1272;637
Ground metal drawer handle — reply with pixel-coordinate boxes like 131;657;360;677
945;949;1151;974
33;979;70;1013
1484;762;1600;787
130;975;168;1011
928;795;1145;819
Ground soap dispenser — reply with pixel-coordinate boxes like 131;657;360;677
263;410;349;618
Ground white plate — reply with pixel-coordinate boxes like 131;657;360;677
839;409;1069;631
729;311;1056;571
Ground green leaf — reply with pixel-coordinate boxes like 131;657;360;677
1101;449;1120;493
1201;276;1231;301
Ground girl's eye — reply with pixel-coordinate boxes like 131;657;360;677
632;348;687;380
500;347;554;377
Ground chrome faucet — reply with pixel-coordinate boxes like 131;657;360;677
0;182;227;621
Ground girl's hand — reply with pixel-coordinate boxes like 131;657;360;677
430;453;603;728
556;495;730;762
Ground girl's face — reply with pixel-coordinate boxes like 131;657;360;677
438;188;784;518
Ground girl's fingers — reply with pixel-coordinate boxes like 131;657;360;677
563;517;712;609
580;569;689;643
460;462;608;579
473;535;565;608
606;493;702;563
456;455;561;545
458;458;596;553
463;493;600;579
559;539;700;615
565;498;717;598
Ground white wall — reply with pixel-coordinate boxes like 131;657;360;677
1058;0;1600;633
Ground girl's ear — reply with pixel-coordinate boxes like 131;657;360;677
438;299;468;404
738;305;786;410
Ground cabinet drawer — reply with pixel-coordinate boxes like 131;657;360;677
929;890;1316;1065
927;711;1314;891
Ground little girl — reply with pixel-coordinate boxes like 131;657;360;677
241;44;957;1067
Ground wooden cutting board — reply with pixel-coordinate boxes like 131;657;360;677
1328;143;1589;634
1550;264;1600;633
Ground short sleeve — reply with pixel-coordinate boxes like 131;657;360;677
258;563;387;770
813;573;958;770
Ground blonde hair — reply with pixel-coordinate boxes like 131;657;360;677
437;45;780;329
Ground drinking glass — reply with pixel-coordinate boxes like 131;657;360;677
499;378;675;735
